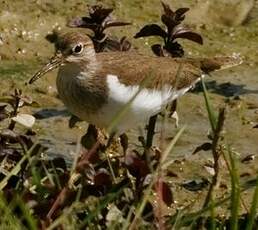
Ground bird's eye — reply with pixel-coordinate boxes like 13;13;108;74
72;44;83;54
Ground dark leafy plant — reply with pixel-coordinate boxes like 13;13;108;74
134;1;203;57
67;4;132;52
0;89;45;189
0;96;174;228
2;89;35;130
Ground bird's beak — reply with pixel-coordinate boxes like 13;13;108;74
28;52;63;84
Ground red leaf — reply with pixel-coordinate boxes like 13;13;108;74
171;26;203;44
105;21;131;28
175;8;189;21
93;168;111;186
134;24;167;39
67;18;99;31
124;151;149;178
156;179;173;206
81;17;96;24
104;21;131;31
88;5;113;23
161;2;181;31
161;15;178;32
161;1;174;17
175;8;189;16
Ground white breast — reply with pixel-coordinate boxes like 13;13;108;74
97;74;196;133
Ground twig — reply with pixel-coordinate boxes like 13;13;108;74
155;177;166;230
76;140;101;171
8;89;21;130
46;186;72;221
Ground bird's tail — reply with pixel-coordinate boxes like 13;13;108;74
198;55;243;73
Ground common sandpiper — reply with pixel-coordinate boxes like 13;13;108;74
29;31;241;134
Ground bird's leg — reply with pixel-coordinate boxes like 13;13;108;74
167;100;177;118
79;124;103;164
145;114;158;151
80;124;99;149
144;101;177;153
119;133;128;154
167;100;179;127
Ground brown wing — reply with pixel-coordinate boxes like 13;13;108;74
96;52;202;90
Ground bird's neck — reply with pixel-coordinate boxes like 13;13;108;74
57;55;108;114
78;55;100;77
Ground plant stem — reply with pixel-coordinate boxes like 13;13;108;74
203;108;225;208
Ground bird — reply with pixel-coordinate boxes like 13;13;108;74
29;31;241;135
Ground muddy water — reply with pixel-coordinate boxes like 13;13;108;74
0;1;258;208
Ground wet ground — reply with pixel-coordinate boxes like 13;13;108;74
0;0;258;214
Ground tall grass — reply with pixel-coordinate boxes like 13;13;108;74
246;174;258;230
1;79;258;229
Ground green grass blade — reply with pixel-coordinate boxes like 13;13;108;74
169;182;256;227
161;125;186;169
201;78;217;132
0;142;42;190
0;151;32;190
47;184;127;230
129;126;185;228
228;148;240;230
12;196;38;230
0;192;22;229
246;174;258;230
210;197;216;230
79;187;126;228
171;208;185;230
0;155;27;190
70;135;81;176
50;160;62;190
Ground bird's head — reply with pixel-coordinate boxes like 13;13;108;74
29;31;95;84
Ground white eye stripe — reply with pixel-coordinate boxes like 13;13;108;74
84;42;93;47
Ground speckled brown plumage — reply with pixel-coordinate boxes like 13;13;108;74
54;31;241;92
95;52;239;90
